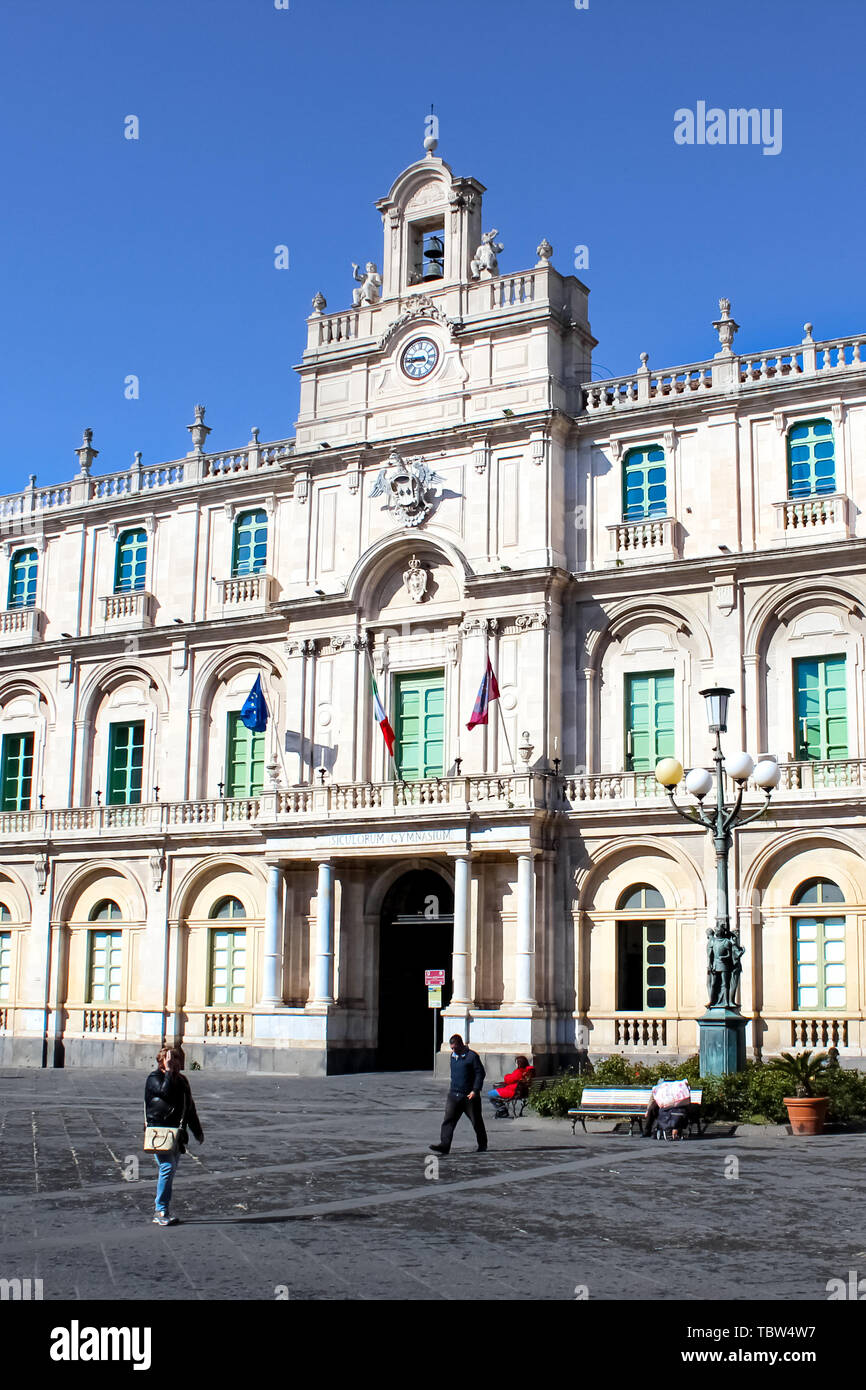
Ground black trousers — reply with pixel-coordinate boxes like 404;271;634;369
440;1091;488;1150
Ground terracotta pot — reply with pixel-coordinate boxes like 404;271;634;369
783;1096;829;1135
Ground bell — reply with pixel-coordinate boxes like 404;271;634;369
423;235;444;280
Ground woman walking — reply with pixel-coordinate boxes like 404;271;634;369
144;1046;204;1225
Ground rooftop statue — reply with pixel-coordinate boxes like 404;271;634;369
470;229;504;280
351;261;382;307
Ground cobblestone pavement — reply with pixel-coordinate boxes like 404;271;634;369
0;1068;864;1302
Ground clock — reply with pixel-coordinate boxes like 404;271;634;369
400;337;439;379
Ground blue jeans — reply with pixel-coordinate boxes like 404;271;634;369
154;1150;180;1213
488;1088;507;1109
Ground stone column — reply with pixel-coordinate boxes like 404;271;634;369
312;860;335;1005
450;854;472;1007
262;864;284;1004
515;851;538;1007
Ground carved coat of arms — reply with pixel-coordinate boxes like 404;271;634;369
369;452;443;528
402;555;428;603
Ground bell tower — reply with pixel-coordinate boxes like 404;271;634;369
374;144;484;299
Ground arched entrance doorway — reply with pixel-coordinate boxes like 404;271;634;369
378;868;454;1070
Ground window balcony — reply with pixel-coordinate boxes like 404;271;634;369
606;516;682;565
0;607;44;644
98;591;155;629
771;493;852;544
214;573;274;613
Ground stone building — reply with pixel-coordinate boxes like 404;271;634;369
1;142;865;1072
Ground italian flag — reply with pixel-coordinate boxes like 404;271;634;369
371;674;396;757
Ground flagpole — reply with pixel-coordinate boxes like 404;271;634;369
259;671;293;787
363;638;404;784
496;695;517;772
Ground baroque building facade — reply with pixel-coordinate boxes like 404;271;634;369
1;145;865;1072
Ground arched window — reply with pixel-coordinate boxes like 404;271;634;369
792;879;845;1010
209;897;247;919
793;878;845;905
0;904;11;920
787;419;835;500
8;548;38;609
623;445;666;522
616;884;666;911
89;899;123;921
616;885;667;1010
114;529;148;593
232;510;267;577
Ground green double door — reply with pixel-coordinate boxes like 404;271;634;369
394;670;445;780
625;672;674;772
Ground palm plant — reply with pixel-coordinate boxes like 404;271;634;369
767;1049;828;1098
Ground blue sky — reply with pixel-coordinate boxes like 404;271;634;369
1;0;862;490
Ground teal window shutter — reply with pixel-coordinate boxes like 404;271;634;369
794;877;846;1009
623;445;666;521
794;656;847;760
0;732;34;810
114;530;148;593
87;930;122;1002
226;713;265;797
107;723;145;804
209;928;247;1005
625;671;674;771
8;549;38;609
787;420;835;500
232;511;268;577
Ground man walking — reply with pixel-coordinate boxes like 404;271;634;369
430;1034;487;1154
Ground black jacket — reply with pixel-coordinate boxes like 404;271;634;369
144;1070;204;1151
449;1047;485;1096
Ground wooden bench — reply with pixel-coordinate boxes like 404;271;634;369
568;1086;704;1137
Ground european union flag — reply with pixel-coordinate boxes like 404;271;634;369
240;675;268;732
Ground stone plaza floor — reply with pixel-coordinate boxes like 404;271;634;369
0;1066;864;1302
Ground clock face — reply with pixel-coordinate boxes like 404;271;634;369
401;337;439;379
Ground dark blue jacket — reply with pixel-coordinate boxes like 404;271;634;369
449;1047;485;1096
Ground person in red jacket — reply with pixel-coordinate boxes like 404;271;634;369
487;1055;533;1118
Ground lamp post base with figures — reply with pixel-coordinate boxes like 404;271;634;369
655;686;781;1077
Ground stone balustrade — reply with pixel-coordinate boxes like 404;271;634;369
582;330;866;416
0;608;43;644
607;516;681;563
781;1016;849;1049
0;438;295;525
98;591;155;627
214;574;274;609
772;493;851;539
82;1008;120;1034
0;761;864;844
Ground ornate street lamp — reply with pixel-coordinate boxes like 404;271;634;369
655;686;781;1076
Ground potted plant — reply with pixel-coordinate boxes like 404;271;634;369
767;1050;830;1134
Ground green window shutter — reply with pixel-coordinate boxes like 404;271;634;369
795;916;845;1009
787;419;835;500
0;931;11;999
209;928;247;1005
0;732;34;811
394;671;445;780
226;713;265;797
114;530;148;593
107;722;144;805
794;656;847;760
87;930;122;1003
623;445;666;521
232;511;268;577
617;916;667;1010
625;672;674;772
8;549;38;609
